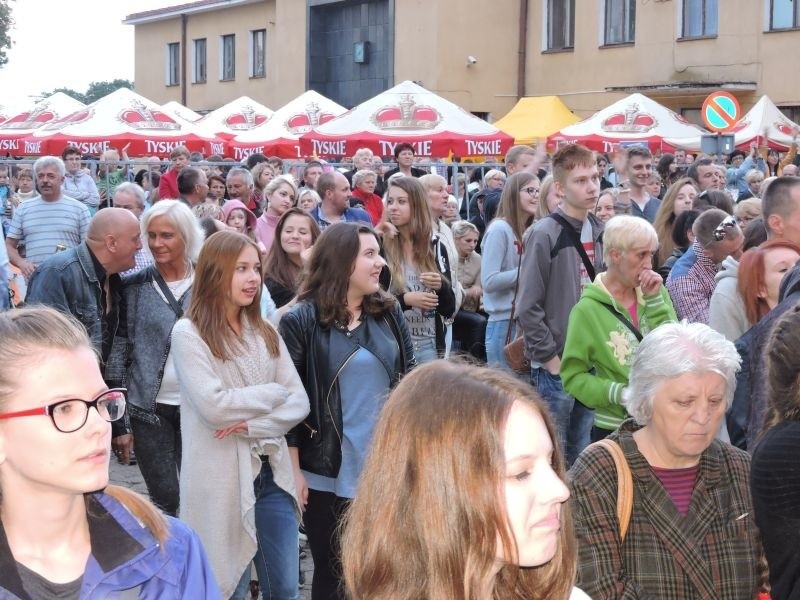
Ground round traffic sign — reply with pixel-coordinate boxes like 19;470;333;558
702;92;741;133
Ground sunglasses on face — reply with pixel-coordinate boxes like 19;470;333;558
712;215;738;242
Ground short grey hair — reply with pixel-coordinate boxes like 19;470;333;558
353;147;373;161
226;166;253;188
482;168;505;185
140;199;205;263
298;188;321;207
602;215;659;264
114;182;146;208
33;156;65;178
622;321;741;425
352;168;377;188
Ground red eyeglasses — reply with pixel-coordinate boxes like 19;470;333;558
0;389;127;433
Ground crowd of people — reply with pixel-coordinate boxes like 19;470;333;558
1;134;800;598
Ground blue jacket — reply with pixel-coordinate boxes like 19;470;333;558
26;242;121;361
0;492;221;599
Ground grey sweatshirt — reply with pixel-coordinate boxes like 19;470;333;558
517;208;605;364
481;218;520;322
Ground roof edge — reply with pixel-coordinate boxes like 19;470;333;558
123;0;261;25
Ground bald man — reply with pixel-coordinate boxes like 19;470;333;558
27;207;142;362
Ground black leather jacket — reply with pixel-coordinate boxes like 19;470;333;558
279;301;416;477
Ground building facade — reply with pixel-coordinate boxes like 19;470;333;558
126;0;800;122
526;0;800;122
124;0;520;118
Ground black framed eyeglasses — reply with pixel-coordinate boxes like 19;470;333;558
0;388;127;433
520;186;540;198
712;215;737;242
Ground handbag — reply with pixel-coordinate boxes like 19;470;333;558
590;438;633;542
503;240;530;374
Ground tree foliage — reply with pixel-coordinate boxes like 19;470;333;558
38;79;134;104
0;0;14;68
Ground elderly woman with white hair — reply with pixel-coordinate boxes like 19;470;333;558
106;199;204;517
561;215;677;441
350;168;383;225
569;321;761;599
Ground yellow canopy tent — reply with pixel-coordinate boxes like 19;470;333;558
494;96;580;146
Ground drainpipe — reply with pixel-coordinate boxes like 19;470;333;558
181;13;188;105
517;0;528;99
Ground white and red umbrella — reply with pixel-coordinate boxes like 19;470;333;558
23;88;226;157
299;80;514;158
228;90;346;160
548;93;707;154
161;101;202;123
196;96;273;140
0;92;85;155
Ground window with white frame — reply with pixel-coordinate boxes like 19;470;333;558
770;0;800;29
681;0;718;38
193;38;207;83
546;0;575;50
165;42;180;86
250;29;266;78
220;34;235;81
604;0;635;45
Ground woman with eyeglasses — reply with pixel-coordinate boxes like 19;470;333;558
171;231;309;599
0;306;220;598
480;171;539;368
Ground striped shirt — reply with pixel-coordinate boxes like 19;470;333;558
651;464;699;516
6;196;90;266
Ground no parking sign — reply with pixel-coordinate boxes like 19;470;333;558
702;92;741;133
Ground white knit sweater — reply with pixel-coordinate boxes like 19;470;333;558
171;317;309;597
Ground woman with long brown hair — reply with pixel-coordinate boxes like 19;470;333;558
171;231;309;599
342;361;584;600
481;171;539;368
0;307;219;597
653;177;698;268
381;176;456;362
279;222;416;600
263;207;321;308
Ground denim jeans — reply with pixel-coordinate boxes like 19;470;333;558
485;319;511;369
130;404;181;516
252;461;299;600
413;337;438;364
531;367;594;466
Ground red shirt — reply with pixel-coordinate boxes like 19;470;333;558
158;169;179;201
351;187;383;226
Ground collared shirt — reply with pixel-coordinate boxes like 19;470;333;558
665;240;717;324
87;246;121;363
310;205;372;231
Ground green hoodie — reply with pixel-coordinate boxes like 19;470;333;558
561;273;677;431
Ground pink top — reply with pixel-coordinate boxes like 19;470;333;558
255;212;280;254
